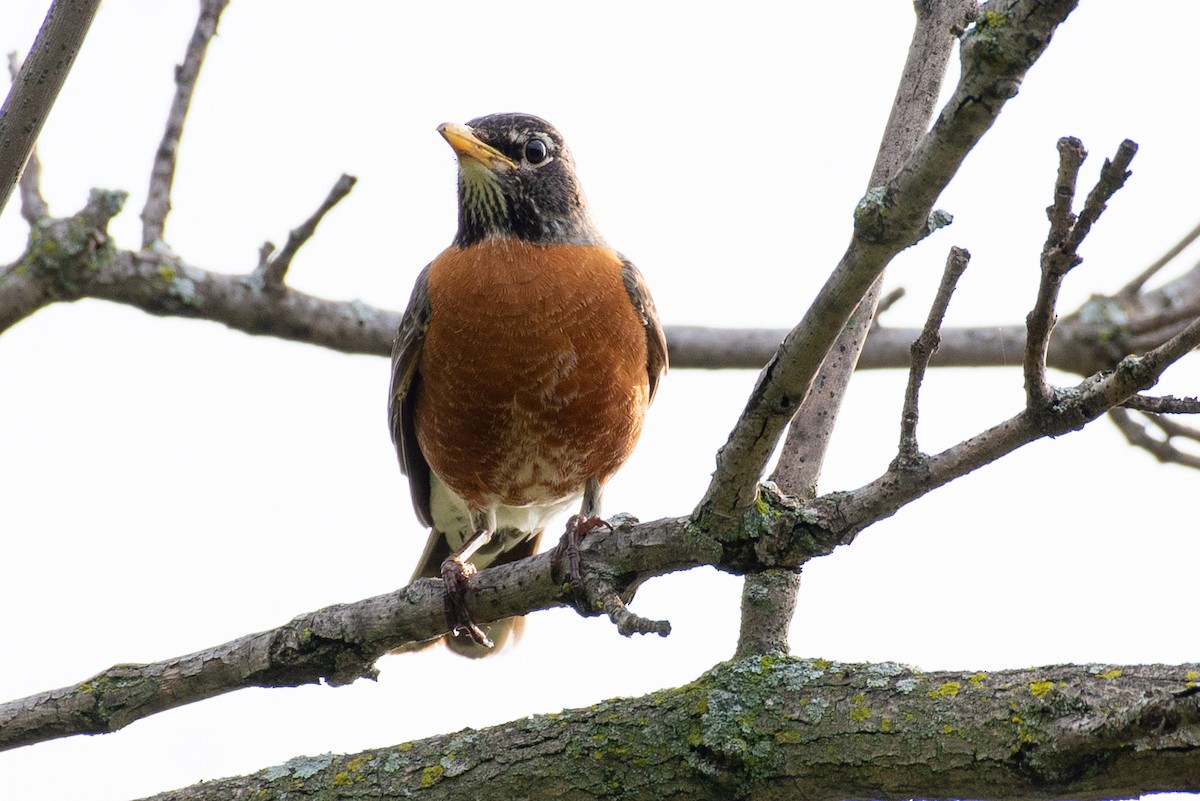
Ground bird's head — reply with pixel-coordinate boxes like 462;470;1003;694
438;113;602;248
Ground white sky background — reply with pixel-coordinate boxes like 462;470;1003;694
1;2;1199;799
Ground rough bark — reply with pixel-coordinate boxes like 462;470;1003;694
134;657;1200;801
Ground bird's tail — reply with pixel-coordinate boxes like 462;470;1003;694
405;527;544;659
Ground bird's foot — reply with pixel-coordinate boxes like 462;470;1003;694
440;557;493;648
551;514;612;616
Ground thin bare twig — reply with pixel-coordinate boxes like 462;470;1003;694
1118;218;1200;299
1025;136;1087;407
874;286;907;320
1108;408;1200;470
1025;138;1137;409
255;174;357;285
896;246;970;467
140;0;230;248
0;0;99;218
1122;394;1200;415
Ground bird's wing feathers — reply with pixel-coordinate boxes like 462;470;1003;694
389;263;434;527
620;258;669;403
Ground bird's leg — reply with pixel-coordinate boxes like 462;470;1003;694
441;527;494;648
551;478;612;616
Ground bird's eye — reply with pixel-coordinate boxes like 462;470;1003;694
523;138;549;165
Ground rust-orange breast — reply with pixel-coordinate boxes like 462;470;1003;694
415;240;650;509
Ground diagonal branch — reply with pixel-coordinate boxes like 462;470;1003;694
696;0;1081;526
0;0;99;218
139;0;230;249
1109;407;1200;470
739;0;974;660
896;245;971;467
1118;217;1200;299
6;299;1197;753
5;52;48;223
253;174;357;286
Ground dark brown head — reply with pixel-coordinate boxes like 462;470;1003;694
439;113;602;248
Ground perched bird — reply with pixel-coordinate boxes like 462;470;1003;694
388;113;667;657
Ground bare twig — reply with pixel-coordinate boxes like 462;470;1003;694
5;52;48;222
0;0;99;218
1150;414;1200;439
595;581;671;638
1025;136;1088;407
896;246;970;467
874;286;907;319
1025;138;1137;409
697;0;1080;526
255;174;357;285
139;0;230;248
1122;394;1200;415
1118;217;1200;299
1108;408;1200;470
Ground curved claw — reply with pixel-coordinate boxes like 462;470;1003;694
441;557;493;648
551;514;612;616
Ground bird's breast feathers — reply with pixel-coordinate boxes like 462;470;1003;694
415;240;650;509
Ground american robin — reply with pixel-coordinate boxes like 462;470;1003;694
388;113;667;658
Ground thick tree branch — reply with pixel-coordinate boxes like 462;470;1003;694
0;0;98;217
7;299;1196;752
696;0;1080;525
139;0;230;249
135;658;1200;801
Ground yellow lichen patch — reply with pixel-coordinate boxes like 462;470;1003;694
774;731;802;744
880;717;892;733
928;681;961;699
1186;670;1199;687
849;694;872;723
421;765;444;788
968;672;987;687
942;725;955;735
1097;669;1123;680
1029;680;1054;698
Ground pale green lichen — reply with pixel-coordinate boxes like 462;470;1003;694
261;753;334;781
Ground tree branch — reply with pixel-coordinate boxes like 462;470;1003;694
696;0;1080;525
6;297;1195;752
139;0;230;249
738;0;974;660
896;245;971;466
5;52;48;223
0;0;98;218
133;658;1200;801
252;173;357;286
1025;138;1136;408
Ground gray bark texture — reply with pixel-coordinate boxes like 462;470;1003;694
137;657;1200;801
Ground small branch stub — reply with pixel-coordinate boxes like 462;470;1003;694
256;174;357;286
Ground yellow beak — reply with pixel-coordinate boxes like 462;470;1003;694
438;122;517;171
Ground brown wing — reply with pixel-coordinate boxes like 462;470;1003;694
388;264;434;526
620;258;668;403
